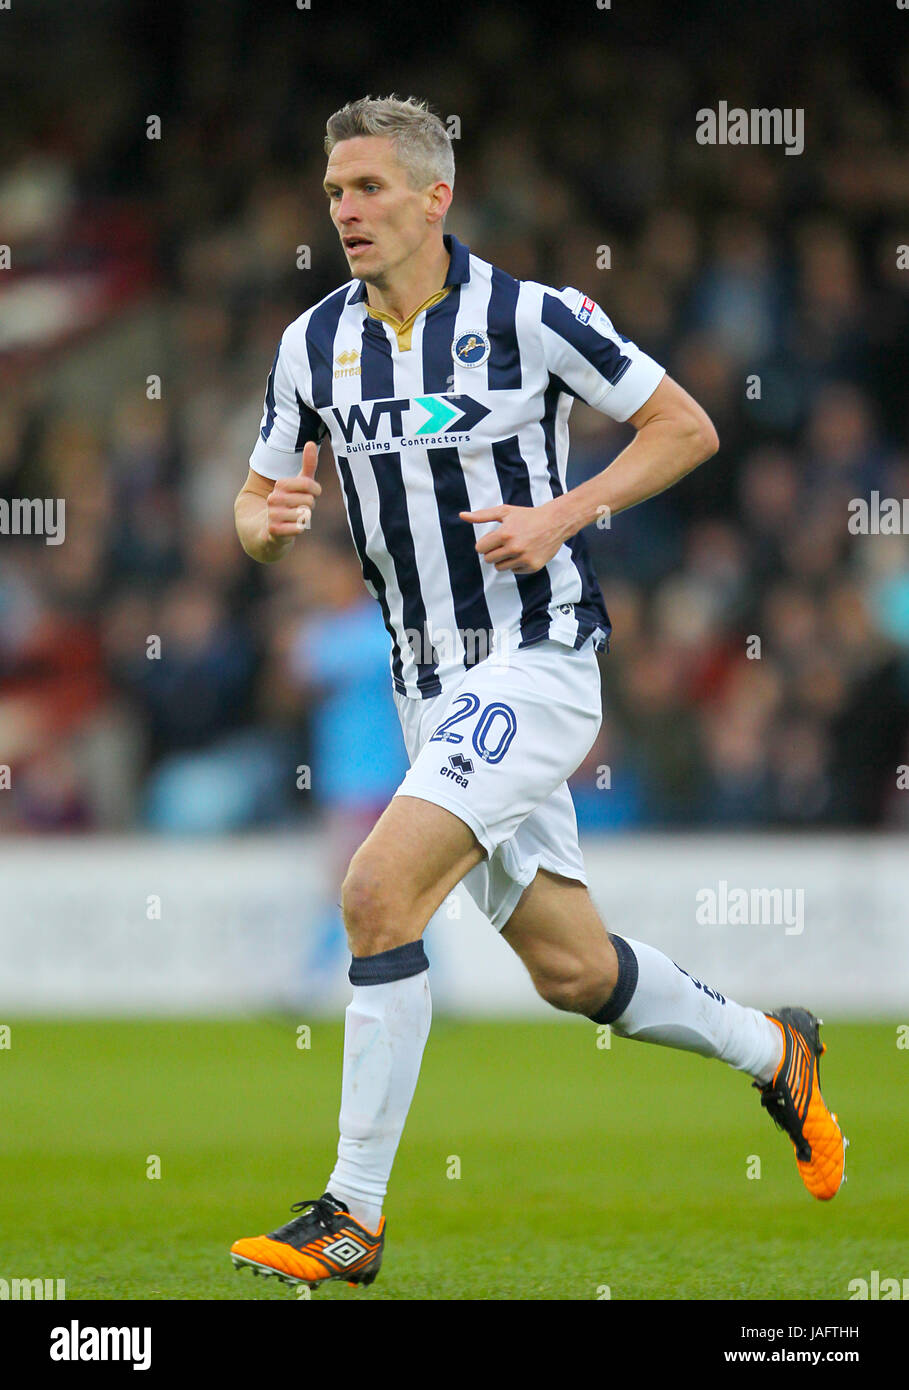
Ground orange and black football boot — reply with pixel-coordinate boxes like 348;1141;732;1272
230;1193;384;1290
754;1007;847;1200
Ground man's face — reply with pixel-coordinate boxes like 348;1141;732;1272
323;135;445;288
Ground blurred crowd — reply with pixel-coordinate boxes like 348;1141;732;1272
2;0;909;834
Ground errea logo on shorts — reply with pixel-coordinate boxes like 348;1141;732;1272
440;753;474;788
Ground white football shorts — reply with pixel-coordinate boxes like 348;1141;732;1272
392;636;602;931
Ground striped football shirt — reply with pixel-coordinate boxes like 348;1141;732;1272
249;232;665;698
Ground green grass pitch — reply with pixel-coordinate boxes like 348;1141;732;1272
1;1018;906;1300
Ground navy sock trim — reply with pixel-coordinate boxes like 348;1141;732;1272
588;933;639;1025
349;940;429;986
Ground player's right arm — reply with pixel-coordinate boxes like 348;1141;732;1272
237;333;326;563
234;441;321;564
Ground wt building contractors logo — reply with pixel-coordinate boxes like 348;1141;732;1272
696;102;804;156
331;395;490;453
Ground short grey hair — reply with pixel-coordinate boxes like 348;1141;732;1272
325;94;455;191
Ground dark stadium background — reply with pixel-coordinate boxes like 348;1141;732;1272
1;0;908;836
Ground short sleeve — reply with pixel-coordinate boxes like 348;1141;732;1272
540;287;665;422
249;339;327;480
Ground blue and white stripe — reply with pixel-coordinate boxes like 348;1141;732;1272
250;234;665;698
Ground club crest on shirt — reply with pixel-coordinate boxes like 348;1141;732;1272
452;331;490;367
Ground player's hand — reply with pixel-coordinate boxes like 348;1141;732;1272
265;441;321;538
459;500;573;573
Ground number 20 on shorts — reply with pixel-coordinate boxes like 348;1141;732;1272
428;693;518;764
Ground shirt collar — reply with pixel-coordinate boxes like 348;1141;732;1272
348;232;470;305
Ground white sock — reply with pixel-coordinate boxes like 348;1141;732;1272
327;942;431;1233
603;935;783;1083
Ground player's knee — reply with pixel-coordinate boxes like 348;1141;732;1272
340;855;409;956
533;962;617;1016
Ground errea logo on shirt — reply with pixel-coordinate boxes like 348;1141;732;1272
331;395;491;452
334;349;361;378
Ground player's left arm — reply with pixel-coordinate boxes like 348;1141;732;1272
462;373;717;574
551;372;719;532
462;281;718;573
